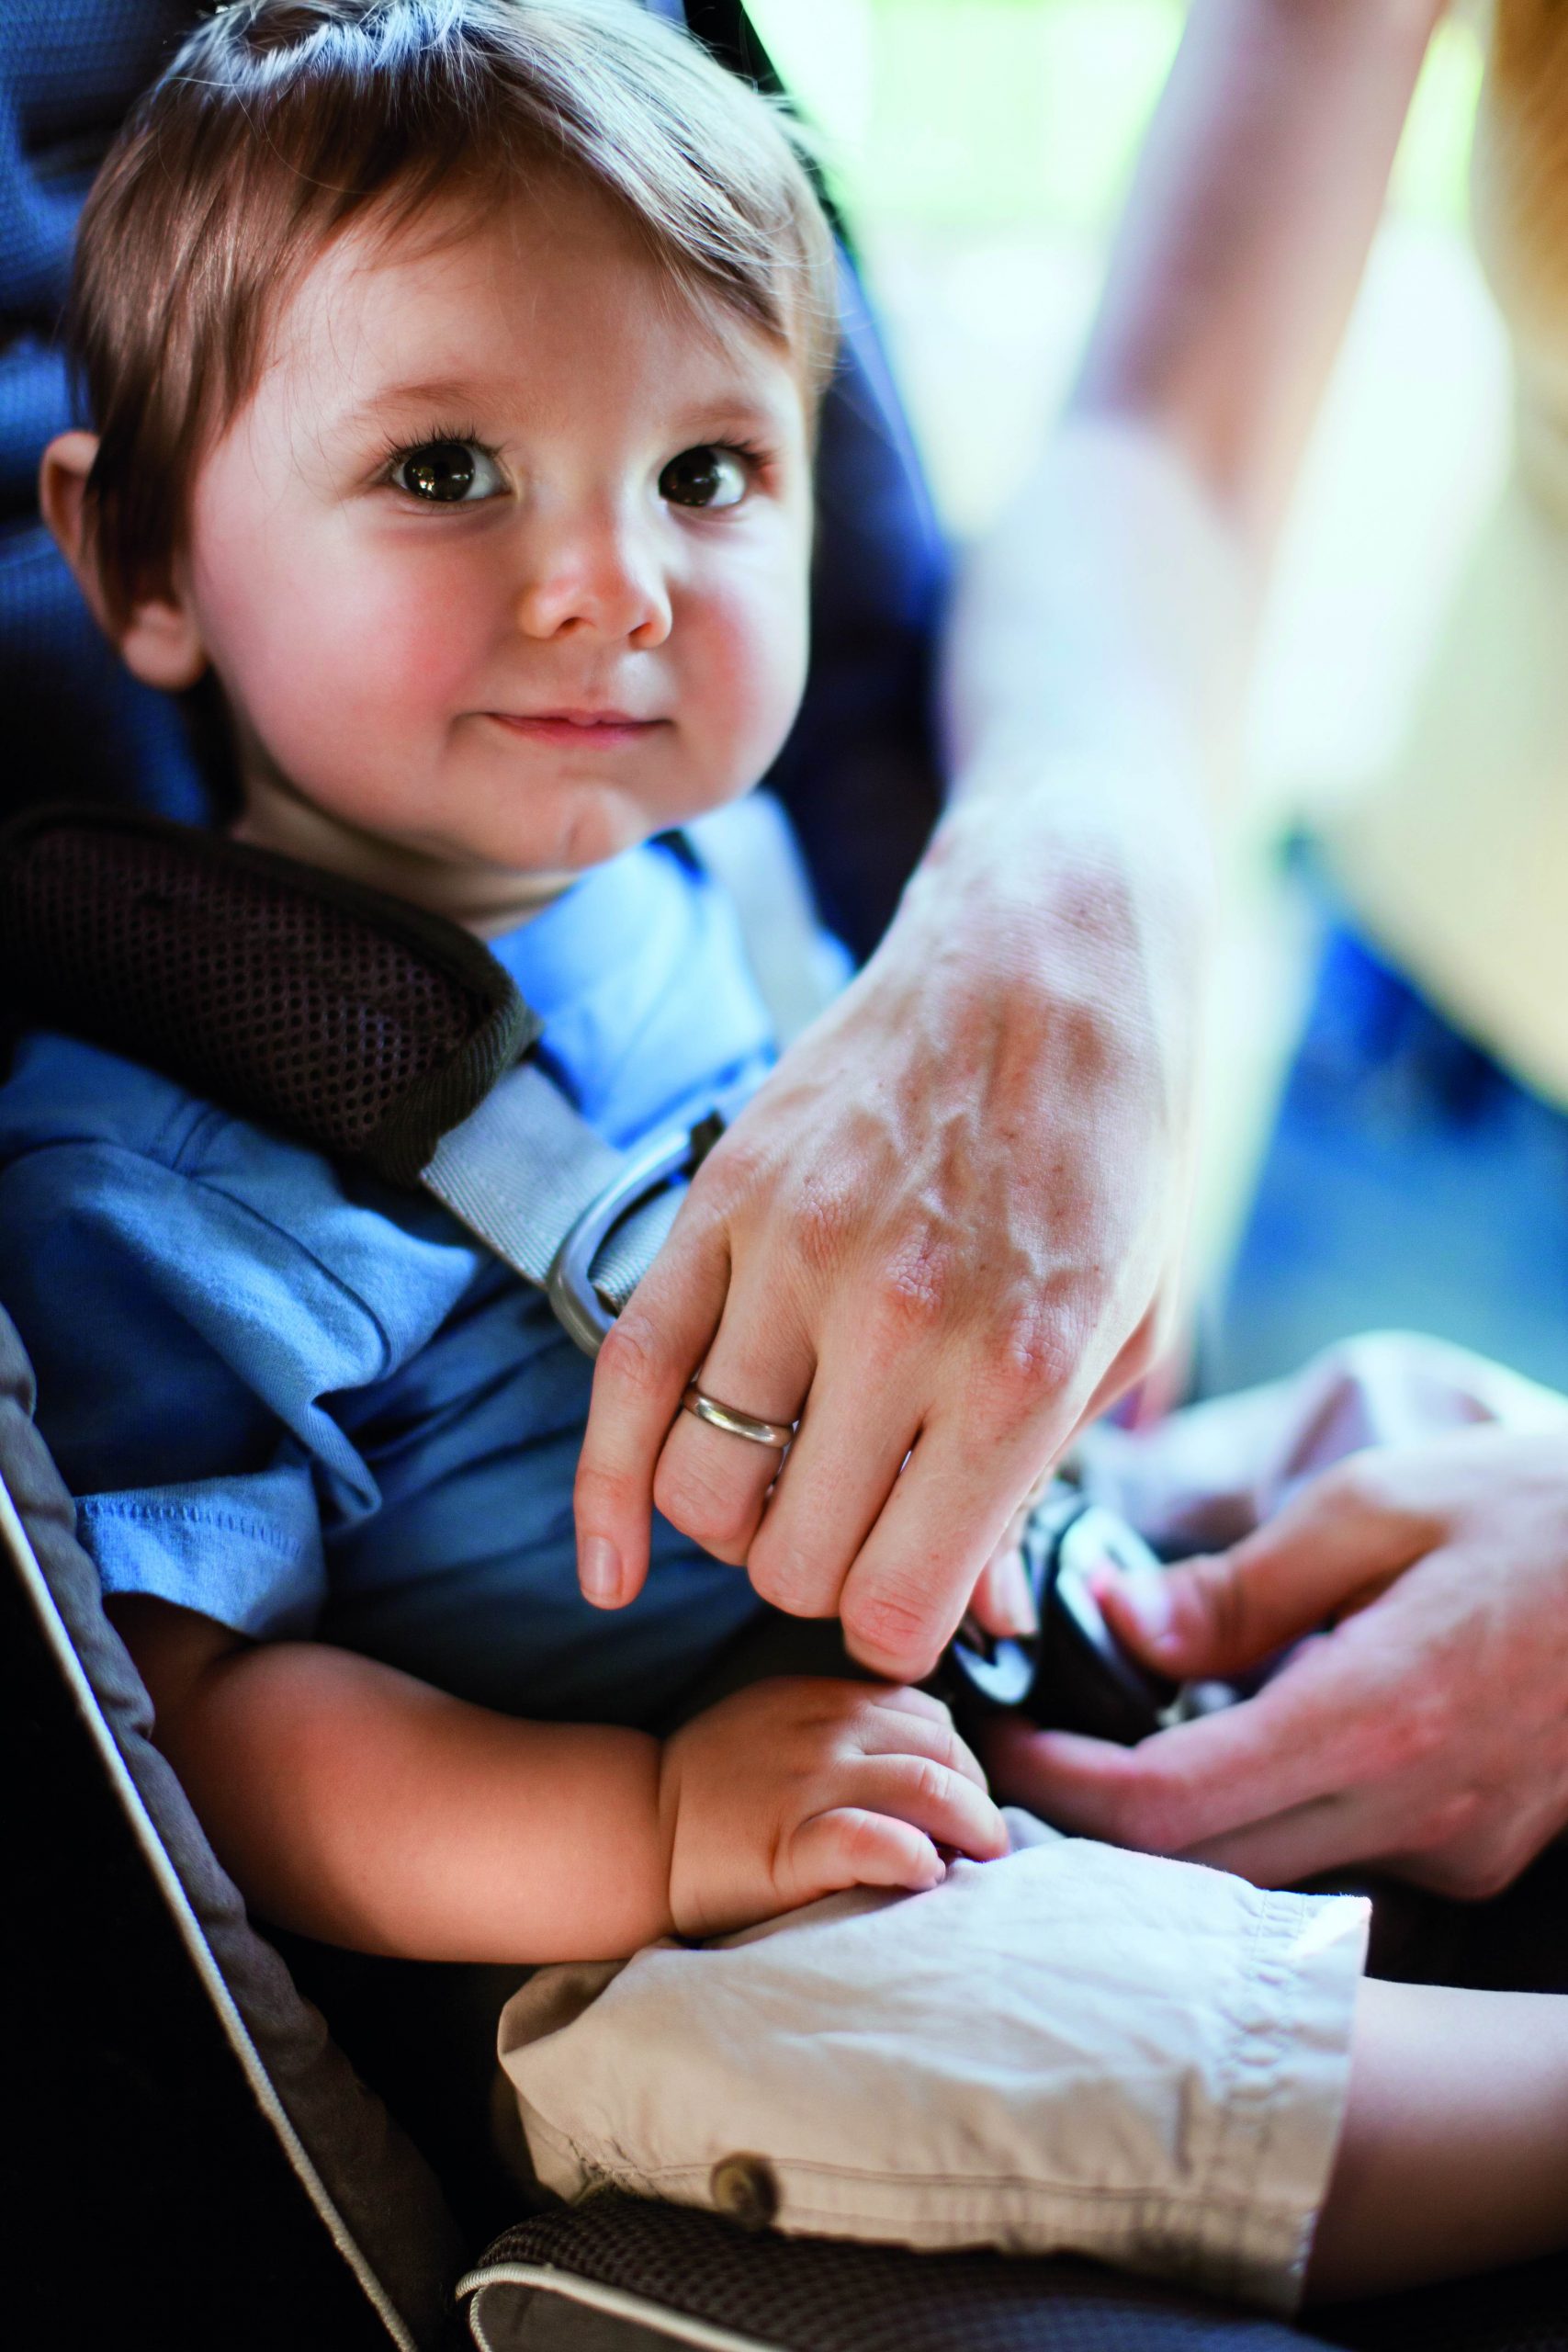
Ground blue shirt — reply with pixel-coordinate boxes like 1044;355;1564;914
0;840;776;1726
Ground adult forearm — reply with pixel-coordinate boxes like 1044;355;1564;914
158;1639;671;1962
948;0;1443;812
1077;0;1447;556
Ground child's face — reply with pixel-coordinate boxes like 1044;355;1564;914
176;180;815;924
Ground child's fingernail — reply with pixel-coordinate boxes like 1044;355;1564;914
580;1536;622;1605
997;1548;1039;1636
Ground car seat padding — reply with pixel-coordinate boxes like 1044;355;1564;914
0;1299;465;2350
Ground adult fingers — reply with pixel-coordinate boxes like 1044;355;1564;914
740;1345;927;1624
1183;1778;1495;1894
574;1200;732;1608
1096;1453;1435;1679
984;1629;1398;1855
787;1809;943;1899
835;1406;1076;1680
650;1260;817;1567
966;1541;1040;1641
1179;1792;1379;1888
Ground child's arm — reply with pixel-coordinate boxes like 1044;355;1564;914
109;1597;1006;1962
1308;1977;1568;2301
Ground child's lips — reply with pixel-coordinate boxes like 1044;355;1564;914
486;708;666;747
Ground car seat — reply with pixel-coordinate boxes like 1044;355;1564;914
6;6;1568;2347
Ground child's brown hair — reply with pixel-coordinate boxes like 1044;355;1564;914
69;0;838;625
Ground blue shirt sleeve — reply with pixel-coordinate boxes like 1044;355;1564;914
0;1036;484;1639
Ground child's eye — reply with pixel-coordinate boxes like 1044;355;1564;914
389;439;505;504
659;446;750;511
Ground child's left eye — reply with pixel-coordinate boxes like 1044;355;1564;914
389;439;505;504
659;446;750;510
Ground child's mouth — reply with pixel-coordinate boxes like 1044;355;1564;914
487;710;665;747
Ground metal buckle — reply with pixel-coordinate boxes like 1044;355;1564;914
546;1105;729;1358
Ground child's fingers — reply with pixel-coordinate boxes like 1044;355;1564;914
787;1807;945;1898
853;1690;991;1792
842;1752;1010;1860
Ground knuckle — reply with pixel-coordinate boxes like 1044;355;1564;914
690;1129;770;1218
572;1456;642;1525
594;1309;673;1403
652;1449;759;1558
974;1306;1077;1420
865;1243;956;1344
841;1588;942;1678
746;1529;835;1617
1367;1685;1453;1777
906;1756;952;1810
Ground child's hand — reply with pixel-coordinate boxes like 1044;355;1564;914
659;1678;1008;1939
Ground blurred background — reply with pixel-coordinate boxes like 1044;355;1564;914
749;0;1507;1303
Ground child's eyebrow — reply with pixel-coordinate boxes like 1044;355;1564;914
667;391;795;435
330;377;491;432
326;377;800;442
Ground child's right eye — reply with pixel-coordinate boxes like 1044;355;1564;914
389;439;505;504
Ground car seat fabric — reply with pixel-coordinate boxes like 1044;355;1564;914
459;2196;1325;2352
0;1298;467;2350
459;2200;1568;2352
1;0;219;834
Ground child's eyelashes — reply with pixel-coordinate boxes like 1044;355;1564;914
659;442;763;511
382;433;507;506
372;431;770;511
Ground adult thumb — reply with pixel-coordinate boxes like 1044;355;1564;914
1096;1458;1427;1679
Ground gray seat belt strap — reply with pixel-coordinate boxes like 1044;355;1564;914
422;795;839;1355
422;1058;705;1357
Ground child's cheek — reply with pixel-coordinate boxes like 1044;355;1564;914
695;569;809;781
206;529;482;787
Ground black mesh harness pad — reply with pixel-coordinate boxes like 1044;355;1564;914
0;802;539;1189
0;803;735;1355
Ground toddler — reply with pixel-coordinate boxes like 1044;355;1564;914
6;0;1568;2312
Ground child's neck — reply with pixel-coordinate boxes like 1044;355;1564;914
230;775;574;937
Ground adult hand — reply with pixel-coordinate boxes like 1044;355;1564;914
573;0;1444;1681
574;786;1206;1681
988;1428;1568;1896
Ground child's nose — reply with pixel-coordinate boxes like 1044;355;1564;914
513;505;671;646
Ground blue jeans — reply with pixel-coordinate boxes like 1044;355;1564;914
1207;917;1568;1398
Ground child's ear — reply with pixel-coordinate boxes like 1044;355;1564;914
39;430;207;692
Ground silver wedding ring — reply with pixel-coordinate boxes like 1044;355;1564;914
682;1382;796;1451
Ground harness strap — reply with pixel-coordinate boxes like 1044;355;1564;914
0;799;833;1358
422;1056;717;1356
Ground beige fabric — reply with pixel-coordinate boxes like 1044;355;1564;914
1329;0;1568;1104
501;1819;1367;2316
